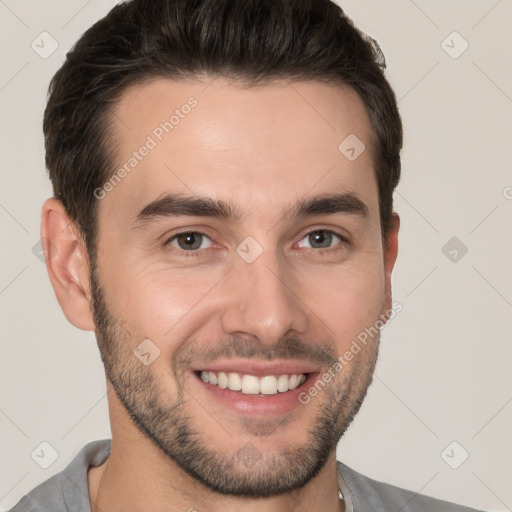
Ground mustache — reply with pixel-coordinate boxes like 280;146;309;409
173;336;338;371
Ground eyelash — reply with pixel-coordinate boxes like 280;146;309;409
163;229;349;258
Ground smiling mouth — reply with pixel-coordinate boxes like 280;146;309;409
196;371;308;396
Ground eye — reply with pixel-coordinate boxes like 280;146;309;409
167;232;214;252
297;229;345;250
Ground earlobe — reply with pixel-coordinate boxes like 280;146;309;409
41;198;96;331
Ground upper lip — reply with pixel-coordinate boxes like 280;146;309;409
191;359;321;377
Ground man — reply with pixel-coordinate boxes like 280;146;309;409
10;0;481;510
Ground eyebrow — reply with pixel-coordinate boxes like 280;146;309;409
133;192;369;227
290;193;369;220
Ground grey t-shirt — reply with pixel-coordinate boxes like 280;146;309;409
8;439;482;512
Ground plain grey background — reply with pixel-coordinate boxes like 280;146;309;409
1;1;511;510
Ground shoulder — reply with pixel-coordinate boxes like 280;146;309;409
338;461;484;512
7;439;111;512
7;471;69;512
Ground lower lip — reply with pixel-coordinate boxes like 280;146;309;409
192;372;319;416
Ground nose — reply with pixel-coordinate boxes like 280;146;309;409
220;251;309;347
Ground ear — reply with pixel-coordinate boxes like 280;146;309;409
41;198;96;331
381;212;400;319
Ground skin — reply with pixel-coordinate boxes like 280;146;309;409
42;78;399;512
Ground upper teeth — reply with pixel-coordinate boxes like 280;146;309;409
200;371;306;395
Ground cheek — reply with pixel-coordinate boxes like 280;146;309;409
298;261;386;346
105;261;226;342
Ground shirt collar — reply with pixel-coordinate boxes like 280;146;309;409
337;461;355;512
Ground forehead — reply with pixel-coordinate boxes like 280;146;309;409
100;77;378;225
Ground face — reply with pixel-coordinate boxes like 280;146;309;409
90;78;398;497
